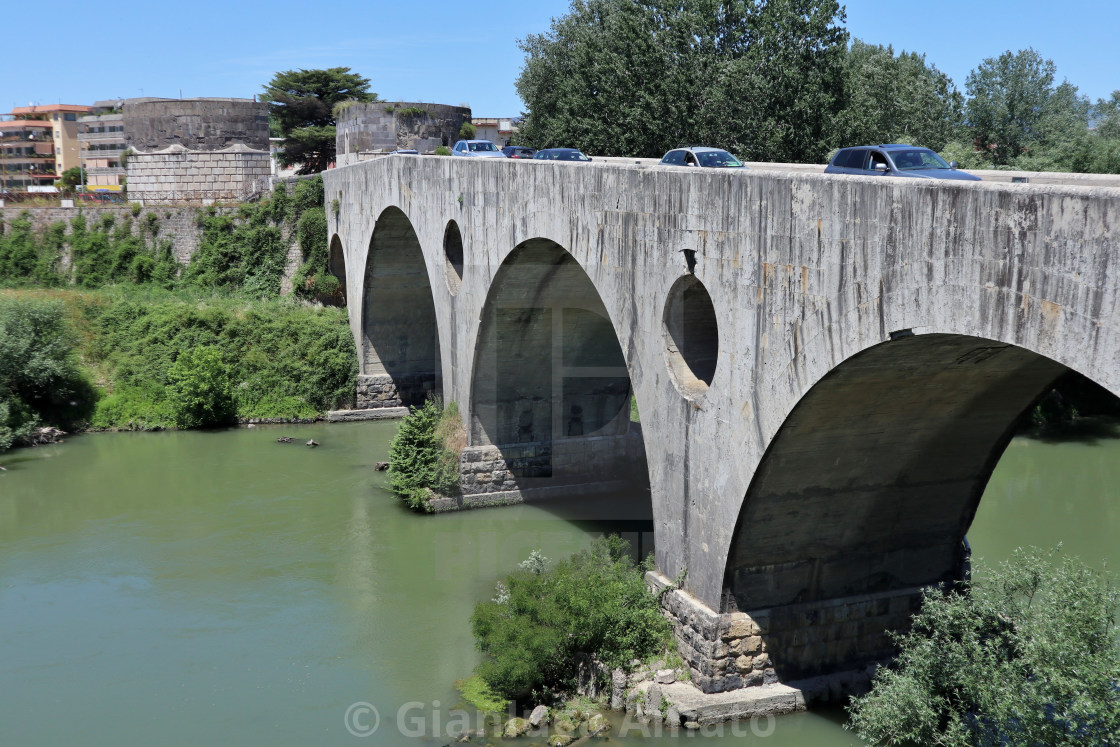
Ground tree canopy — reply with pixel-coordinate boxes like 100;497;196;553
515;0;848;163
965;48;1090;166
848;548;1120;746
513;6;1120;173
832;40;963;152
262;67;376;174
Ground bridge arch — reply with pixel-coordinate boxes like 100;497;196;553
360;206;442;408
327;234;346;306
465;237;649;506
721;331;1080;679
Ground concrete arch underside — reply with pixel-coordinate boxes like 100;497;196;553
360;207;442;408
461;238;651;515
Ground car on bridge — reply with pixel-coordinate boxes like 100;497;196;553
826;144;981;181
451;140;507;158
532;148;592;162
659;146;746;169
502;146;537;159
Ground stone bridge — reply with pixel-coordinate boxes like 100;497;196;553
323;157;1120;694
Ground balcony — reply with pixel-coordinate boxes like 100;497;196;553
79;130;127;143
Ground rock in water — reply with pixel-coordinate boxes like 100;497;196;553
529;704;548;728
277;437;294;444
375;461;389;471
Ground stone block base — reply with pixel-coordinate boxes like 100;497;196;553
356;372;438;409
648;572;921;694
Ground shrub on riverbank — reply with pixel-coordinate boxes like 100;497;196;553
470;536;671;701
0;288;356;433
0;296;95;452
387;399;463;509
80;288;356;428
847;547;1120;745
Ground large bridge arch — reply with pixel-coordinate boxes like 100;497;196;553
360;206;442;408
462;237;650;509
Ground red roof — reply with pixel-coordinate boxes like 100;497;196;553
10;104;92;116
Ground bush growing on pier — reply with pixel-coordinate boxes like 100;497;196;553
387;399;462;509
470;536;671;701
847;547;1120;746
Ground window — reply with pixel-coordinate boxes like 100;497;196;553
660;150;686;166
868;151;888;170
833;149;865;169
64;113;77;121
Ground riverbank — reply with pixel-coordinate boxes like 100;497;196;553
0;288;357;450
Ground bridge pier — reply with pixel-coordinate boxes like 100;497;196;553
453;431;647;509
650;573;923;695
355;372;439;409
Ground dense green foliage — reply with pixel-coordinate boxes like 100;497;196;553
57;166;85;192
0;297;93;452
964;48;1091;169
471;536;672;701
387;399;461;509
515;4;1120;172
516;0;848;163
262;67;376;173
0;176;351;437
82;289;356;429
833;40;963;152
847;548;1120;745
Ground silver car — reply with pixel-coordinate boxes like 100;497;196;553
825;144;981;181
451;140;507;158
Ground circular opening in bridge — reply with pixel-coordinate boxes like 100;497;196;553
443;220;464;293
662;275;719;399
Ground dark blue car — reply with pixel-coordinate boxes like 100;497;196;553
825;144;981;181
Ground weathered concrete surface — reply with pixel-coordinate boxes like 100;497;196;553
326;407;410;422
325;157;1120;679
635;679;806;724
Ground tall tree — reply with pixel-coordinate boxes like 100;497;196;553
965;49;1089;166
515;0;847;163
262;68;375;174
1093;90;1120;140
832;40;963;151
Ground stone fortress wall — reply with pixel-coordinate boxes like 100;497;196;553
336;102;471;164
123;98;271;204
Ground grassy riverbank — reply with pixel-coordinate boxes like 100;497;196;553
0;288;356;445
0;178;356;452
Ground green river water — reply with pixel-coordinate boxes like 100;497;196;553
1;420;1117;746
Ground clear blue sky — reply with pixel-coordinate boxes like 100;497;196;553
4;0;1117;117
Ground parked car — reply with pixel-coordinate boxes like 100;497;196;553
502;146;537;159
391;149;419;155
825;144;981;181
659;146;746;168
532;148;592;162
451;140;507;158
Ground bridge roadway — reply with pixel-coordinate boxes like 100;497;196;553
324;156;1120;693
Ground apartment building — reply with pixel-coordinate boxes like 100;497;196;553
78;100;128;191
0;104;93;190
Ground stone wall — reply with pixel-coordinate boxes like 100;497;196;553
355;372;438;409
123;97;269;151
0;203;297;273
336;102;471;163
649;572;921;694
0;204;238;264
126;145;272;204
